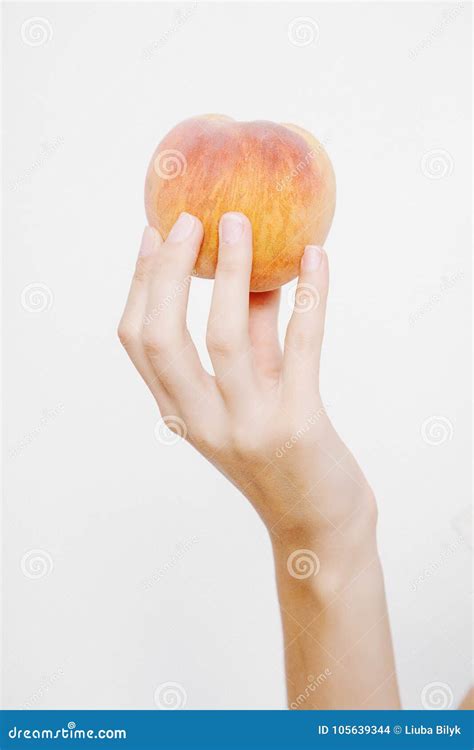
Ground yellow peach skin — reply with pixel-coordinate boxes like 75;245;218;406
145;114;336;292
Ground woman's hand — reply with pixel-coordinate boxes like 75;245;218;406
118;211;374;541
118;211;400;709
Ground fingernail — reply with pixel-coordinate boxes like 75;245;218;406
167;212;195;243
302;245;323;271
139;226;156;257
220;212;244;245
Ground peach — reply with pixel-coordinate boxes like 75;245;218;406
145;115;336;292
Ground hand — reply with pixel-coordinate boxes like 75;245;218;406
118;211;375;549
118;211;399;709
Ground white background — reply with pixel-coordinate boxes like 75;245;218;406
3;1;472;710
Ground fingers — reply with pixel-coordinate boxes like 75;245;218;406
282;245;329;395
248;290;282;383
118;226;174;411
142;212;213;409
206;212;258;411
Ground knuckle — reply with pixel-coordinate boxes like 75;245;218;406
142;330;173;358
206;329;235;357
231;425;263;460
117;320;137;350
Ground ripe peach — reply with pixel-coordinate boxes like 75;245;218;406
145;115;336;292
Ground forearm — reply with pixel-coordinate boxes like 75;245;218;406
271;508;400;710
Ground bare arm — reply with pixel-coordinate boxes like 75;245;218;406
118;211;400;709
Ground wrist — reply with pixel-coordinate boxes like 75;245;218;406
269;494;379;601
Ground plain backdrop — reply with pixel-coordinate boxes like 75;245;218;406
2;1;472;710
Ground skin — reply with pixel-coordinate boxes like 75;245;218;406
458;687;474;710
118;211;400;709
